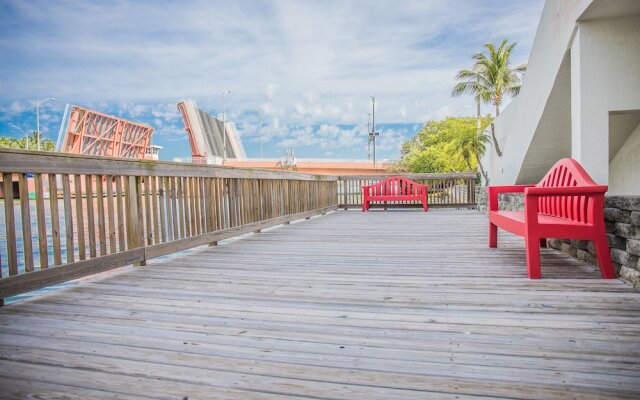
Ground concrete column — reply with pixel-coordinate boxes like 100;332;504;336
571;17;640;186
571;27;609;184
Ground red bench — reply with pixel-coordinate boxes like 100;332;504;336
488;158;615;279
362;176;428;212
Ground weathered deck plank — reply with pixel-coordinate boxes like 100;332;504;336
1;210;639;399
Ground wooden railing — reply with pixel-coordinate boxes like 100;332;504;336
338;173;477;209
0;149;338;302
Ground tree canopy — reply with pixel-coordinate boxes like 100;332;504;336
391;116;492;174
0;132;56;151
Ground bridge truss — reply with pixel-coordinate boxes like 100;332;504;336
58;105;154;159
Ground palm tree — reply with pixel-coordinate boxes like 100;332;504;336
473;39;526;117
449;128;490;185
452;39;526;157
451;66;490;137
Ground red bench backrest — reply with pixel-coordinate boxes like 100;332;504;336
535;158;601;223
371;177;422;196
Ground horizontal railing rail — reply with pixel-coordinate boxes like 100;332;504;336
0;149;338;302
337;172;477;209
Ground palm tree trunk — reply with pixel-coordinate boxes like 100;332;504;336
490;102;502;157
476;99;481;133
477;158;489;186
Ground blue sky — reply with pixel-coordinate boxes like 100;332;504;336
0;0;544;161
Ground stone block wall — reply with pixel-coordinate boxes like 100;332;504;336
476;187;524;214
476;187;640;287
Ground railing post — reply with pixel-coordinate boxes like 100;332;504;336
470;176;476;208
125;175;145;265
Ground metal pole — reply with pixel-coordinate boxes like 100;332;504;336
221;90;231;165
35;97;55;151
371;96;376;168
373;137;376;168
258;110;263;160
36;101;40;151
367;113;371;161
222;92;226;165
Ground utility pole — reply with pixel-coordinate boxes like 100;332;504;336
367;113;371;161
221;90;231;164
369;96;379;168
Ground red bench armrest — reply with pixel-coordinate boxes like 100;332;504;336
488;185;535;211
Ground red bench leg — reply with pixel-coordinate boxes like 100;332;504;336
362;201;368;212
422;200;428;212
525;236;542;279
489;223;497;248
594;234;616;279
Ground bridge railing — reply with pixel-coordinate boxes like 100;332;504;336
337;173;477;209
0;148;338;302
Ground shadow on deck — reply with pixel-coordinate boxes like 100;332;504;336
1;210;639;399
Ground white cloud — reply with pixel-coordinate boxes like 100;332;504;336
0;0;544;159
264;83;278;100
432;105;451;120
398;106;407;119
0;100;33;118
0;1;542;114
149;102;181;122
376;128;407;155
118;102;147;118
9;100;31;114
276;123;367;157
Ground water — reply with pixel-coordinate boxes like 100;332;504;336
0;197;127;304
0;198;124;276
0;196;249;304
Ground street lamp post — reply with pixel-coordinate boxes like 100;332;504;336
257;110;263;160
36;97;55;151
221;90;231;165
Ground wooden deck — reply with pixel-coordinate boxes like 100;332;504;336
1;210;639;399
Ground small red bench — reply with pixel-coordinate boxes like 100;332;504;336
362;176;428;212
488;158;615;279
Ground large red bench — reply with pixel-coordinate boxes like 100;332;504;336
488;158;615;279
362;176;428;212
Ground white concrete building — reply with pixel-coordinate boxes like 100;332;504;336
483;0;640;195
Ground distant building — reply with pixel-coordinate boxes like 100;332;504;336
483;0;640;195
144;144;162;161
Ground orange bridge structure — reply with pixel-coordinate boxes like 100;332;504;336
56;105;156;159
